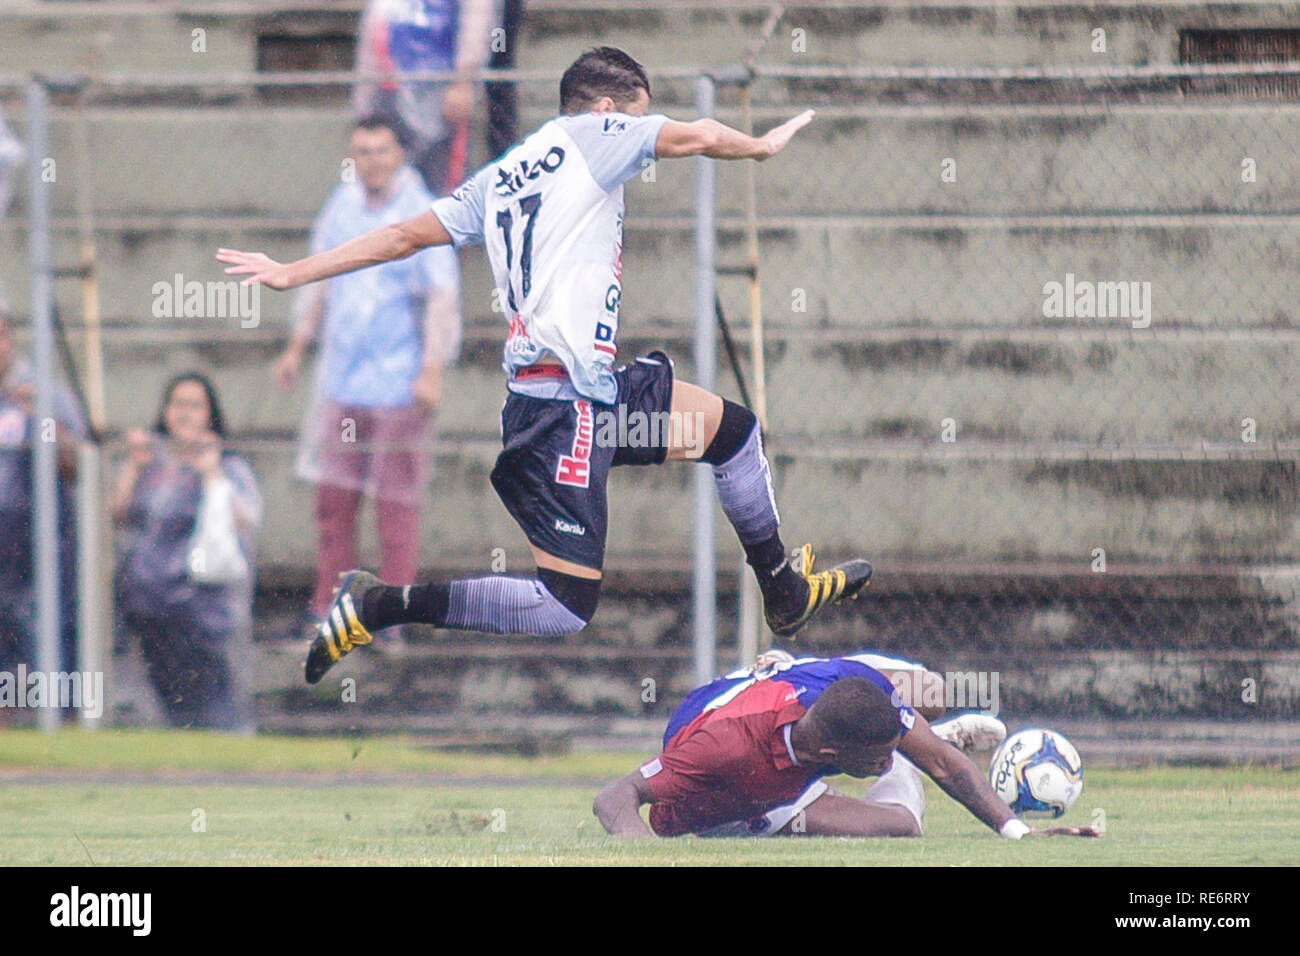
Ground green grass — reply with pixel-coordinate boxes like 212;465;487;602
1;729;1297;865
0;727;632;778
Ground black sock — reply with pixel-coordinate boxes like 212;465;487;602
745;533;805;612
745;533;787;579
362;582;450;632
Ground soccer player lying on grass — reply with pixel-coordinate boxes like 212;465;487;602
593;651;1101;840
218;46;871;684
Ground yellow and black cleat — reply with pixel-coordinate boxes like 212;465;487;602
305;570;381;684
764;543;872;639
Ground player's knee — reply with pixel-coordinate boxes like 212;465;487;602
537;568;600;633
700;399;758;465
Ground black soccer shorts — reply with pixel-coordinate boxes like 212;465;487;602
489;351;675;570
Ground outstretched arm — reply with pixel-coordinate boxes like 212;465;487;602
217;210;454;291
900;715;1100;839
593;771;657;839
654;109;816;161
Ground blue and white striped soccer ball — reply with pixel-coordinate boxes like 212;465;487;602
988;728;1083;818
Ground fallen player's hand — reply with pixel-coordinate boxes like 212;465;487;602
217;249;294;290
1027;825;1102;837
759;109;816;160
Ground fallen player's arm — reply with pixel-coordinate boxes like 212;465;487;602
217;210;454;291
593;771;657;839
654;110;815;161
899;715;1100;839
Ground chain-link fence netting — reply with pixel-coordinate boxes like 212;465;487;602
2;61;1297;726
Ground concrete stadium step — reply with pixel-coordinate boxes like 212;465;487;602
0;2;357;78
4;214;1297;330
9;2;1299;81
522;0;1300;71
161;437;1299;566
36;322;1300;447
246;642;1300;727
3;103;1297;219
225;569;1300;733
218;567;1300;733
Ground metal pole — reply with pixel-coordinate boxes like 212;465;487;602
26;79;61;730
692;74;717;686
76;442;102;728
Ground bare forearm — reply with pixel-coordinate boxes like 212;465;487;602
593;782;656;838
290;287;326;351
932;761;1015;832
110;466;140;524
285;223;416;288
423;288;460;368
695;119;775;160
656;111;814;162
455;0;495;72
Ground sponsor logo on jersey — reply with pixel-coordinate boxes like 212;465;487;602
506;312;533;355
556;399;594;487
601;117;630;135
594;317;617;356
494;146;566;197
554;518;586;536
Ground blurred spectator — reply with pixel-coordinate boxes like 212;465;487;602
0;310;85;702
111;373;261;733
0;117;21;215
274;115;459;636
353;0;502;195
0;119;23;307
485;0;523;157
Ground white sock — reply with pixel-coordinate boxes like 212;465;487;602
864;754;926;833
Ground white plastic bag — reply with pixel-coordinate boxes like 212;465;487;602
188;476;250;584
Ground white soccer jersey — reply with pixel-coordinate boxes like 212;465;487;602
431;111;668;403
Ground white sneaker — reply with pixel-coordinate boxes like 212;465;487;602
931;713;1007;753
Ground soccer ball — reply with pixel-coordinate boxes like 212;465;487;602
988;728;1083;818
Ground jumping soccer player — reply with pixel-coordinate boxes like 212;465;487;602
593;650;1102;839
218;47;872;683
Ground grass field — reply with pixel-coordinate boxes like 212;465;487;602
1;729;1296;866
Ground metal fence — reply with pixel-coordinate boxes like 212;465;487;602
2;62;1299;726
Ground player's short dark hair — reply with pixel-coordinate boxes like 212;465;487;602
809;677;901;748
354;112;410;149
559;47;650;114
